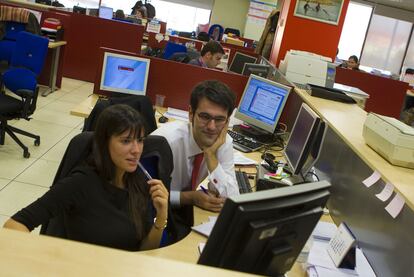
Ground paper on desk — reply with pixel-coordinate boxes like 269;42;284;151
385;192;405;219
362;171;381;187
311;221;337;241
164;107;189;121
233;150;258;165
198;242;206;254
191;217;216;237
375;183;394;202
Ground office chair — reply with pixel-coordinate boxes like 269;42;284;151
0;31;49;158
169;52;191;64
224;27;240;37
162;42;187;60
208;24;224;41
83;95;157;134
0;22;26;64
40;132;182;246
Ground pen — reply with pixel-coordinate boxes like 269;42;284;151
138;162;153;180
200;185;209;195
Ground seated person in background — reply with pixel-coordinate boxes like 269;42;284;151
343;55;360;70
114;9;125;20
188;40;224;69
151;80;239;214
132;1;147;18
3;105;169;251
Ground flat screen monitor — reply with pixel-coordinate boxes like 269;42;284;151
242;63;271;78
235;74;291;134
100;52;150;96
285;103;321;176
229;52;257;74
301;121;327;176
99;6;113;19
198;181;331;276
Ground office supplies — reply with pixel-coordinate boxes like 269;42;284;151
198;181;331;276
375;183;394;202
100;52;150;96
307;84;357;104
242;63;270;78
363;113;414;169
228;52;257;74
163;107;189;121
235;171;252;194
98;6;113;19
232;74;291;149
200;185;209;195
233;150;257;165
191;218;216;237
158;116;168;123
311;221;337;241
362;170;381;187
138;162;153;180
327;223;356;270
279;50;336;88
385;192;405;219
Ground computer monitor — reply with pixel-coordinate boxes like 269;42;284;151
234;75;291;136
100;52;150;96
198;181;331;276
73;6;86;14
242;63;271;78
99;6;113;19
229;52;257;74
300;121;327;176
285;103;322;176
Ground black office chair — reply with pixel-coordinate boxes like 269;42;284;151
83;95;157;135
0;31;49;158
40;132;183;245
169;52;191;64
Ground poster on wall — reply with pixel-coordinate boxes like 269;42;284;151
294;0;345;25
247;0;277;27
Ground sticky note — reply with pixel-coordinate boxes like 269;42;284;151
362;171;381;187
375;183;394;202
385;193;405;219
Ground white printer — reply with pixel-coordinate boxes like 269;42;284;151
363;113;414;169
279;50;336;87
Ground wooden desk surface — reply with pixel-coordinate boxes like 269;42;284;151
48;41;67;49
295;88;414;209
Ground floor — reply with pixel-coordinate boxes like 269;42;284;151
0;78;92;231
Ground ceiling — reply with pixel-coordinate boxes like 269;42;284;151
361;0;414;13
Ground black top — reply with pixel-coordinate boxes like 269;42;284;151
12;165;152;251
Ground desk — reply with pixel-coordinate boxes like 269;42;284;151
42;41;67;97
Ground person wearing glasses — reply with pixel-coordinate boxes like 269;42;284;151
3;105;169;251
151;80;238;219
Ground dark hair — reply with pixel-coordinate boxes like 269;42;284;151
200;40;225;57
91;104;149;240
190;80;236;117
115;9;125;19
348;55;359;63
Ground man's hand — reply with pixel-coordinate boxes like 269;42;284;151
203;124;228;172
181;191;225;212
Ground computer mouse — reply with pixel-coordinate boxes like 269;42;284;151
158;116;169;123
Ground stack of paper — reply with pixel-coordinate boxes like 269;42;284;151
164;107;189;121
233;150;258;165
191;216;217;237
311;221;337;241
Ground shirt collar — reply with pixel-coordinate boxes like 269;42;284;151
199;57;208;68
187;123;203;158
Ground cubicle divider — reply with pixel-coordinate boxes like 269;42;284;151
93;47;249;110
147;32;204;52
335;67;409;118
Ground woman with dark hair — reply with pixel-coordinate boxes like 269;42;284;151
345;55;360;70
3;104;168;251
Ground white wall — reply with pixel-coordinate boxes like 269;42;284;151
210;0;250;36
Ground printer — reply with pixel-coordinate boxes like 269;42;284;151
279;50;336;88
363;113;414;169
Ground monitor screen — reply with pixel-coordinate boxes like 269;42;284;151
301;121;327;176
285;103;321;176
100;52;150;96
235;75;291;134
198;181;331;276
229;52;257;74
99;6;113;19
242;63;271;78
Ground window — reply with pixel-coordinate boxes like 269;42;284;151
58;0;99;9
337;2;372;61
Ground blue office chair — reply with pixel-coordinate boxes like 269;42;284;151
0;31;49;158
208;24;224;41
0;22;26;64
162;42;187;60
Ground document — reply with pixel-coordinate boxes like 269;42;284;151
311;221;337;241
233;150;258;165
362;171;381;187
375;183;394;202
164;107;189;121
191;217;217;237
385;192;405;219
198;242;206;254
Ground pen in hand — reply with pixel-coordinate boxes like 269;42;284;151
200;185;209;195
138;162;153;180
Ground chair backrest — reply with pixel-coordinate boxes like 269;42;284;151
10;31;48;75
162;42;187;59
82;95;157;134
40;132;180;244
4;22;26;40
169;52;191;63
208;24;224;41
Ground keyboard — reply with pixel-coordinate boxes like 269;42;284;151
235;171;253;194
228;129;263;153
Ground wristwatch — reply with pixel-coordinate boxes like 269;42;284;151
153;218;168;230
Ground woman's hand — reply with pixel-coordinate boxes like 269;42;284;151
147;179;168;221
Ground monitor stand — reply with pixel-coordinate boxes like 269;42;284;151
233;124;274;144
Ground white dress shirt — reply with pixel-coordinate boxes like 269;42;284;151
151;121;239;207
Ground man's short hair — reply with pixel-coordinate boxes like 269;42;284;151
190;80;236;117
200;41;225;57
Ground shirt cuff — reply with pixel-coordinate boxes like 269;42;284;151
208;164;228;196
170;190;181;207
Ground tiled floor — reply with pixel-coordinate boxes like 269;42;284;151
0;78;91;231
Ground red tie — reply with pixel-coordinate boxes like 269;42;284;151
191;153;204;190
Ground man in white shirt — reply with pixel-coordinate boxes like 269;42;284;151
151;80;239;223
